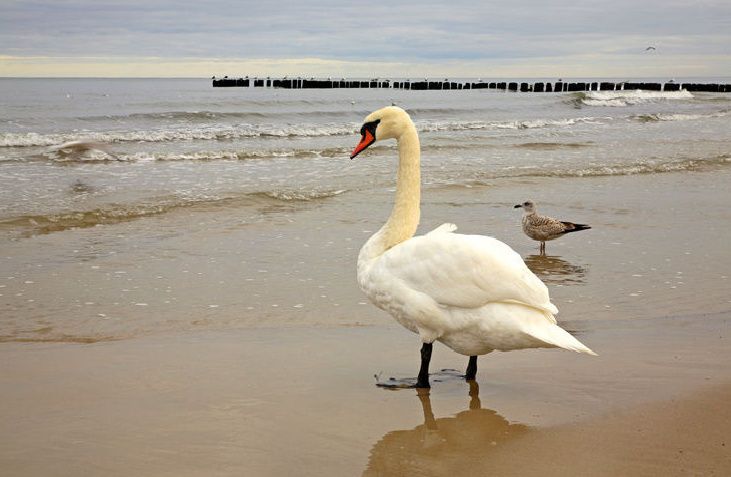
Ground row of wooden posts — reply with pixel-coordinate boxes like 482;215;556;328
212;77;731;93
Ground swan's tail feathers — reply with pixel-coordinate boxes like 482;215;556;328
527;323;597;356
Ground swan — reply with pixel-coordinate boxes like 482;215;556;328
351;106;596;388
514;200;591;254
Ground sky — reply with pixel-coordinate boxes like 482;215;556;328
1;0;730;78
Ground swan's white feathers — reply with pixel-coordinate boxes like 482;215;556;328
426;222;457;235
371;230;558;316
355;105;595;358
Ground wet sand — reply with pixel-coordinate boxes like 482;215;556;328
1;168;731;475
1;312;730;476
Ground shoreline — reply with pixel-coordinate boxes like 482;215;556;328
2;168;731;344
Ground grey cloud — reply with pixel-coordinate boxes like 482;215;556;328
1;0;729;62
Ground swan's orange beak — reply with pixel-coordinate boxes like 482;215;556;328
350;130;375;159
350;119;380;159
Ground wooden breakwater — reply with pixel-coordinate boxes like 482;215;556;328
211;77;731;93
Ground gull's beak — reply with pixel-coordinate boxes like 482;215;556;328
514;204;523;208
350;129;375;159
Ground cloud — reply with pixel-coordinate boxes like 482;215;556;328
1;0;729;76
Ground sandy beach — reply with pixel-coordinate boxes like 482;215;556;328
2;79;731;475
2;164;731;475
1;312;730;476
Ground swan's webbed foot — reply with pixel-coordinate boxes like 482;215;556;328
465;355;477;381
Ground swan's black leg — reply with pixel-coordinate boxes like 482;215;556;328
416;342;432;388
465;355;478;381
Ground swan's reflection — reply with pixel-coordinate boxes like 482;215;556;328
363;382;528;476
523;254;588;285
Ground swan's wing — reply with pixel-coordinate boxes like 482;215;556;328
375;227;558;315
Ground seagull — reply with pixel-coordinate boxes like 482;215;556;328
645;46;656;51
514;200;591;254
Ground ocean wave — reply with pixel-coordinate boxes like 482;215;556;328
250;189;347;202
492;154;731;179
0;123;360;148
1;114;609;149
573;89;694;107
83;109;372;122
631;110;730;122
30;147;351;164
0;334;121;344
514;142;593;150
127;110;271;121
416;116;606;132
0;188;349;237
21;140;592;165
0;203;178;236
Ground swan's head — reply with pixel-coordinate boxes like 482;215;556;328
350;106;413;159
514;200;536;213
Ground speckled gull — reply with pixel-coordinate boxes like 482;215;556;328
514;200;591;254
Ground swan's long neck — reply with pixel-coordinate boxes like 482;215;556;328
360;125;420;261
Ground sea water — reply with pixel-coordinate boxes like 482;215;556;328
1;77;730;342
2;78;729;237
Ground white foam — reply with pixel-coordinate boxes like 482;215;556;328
582;89;694;107
417;116;605;132
0;123;360;148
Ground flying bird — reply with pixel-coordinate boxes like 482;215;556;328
645;46;656;51
351;107;596;389
514;200;591;254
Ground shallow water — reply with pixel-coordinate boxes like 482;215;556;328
2;78;730;235
1;78;731;343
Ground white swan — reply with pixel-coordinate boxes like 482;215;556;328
351;106;596;388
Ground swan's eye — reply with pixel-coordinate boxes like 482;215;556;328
362;119;380;134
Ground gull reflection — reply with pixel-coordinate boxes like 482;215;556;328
363;382;528;476
523;254;588;285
